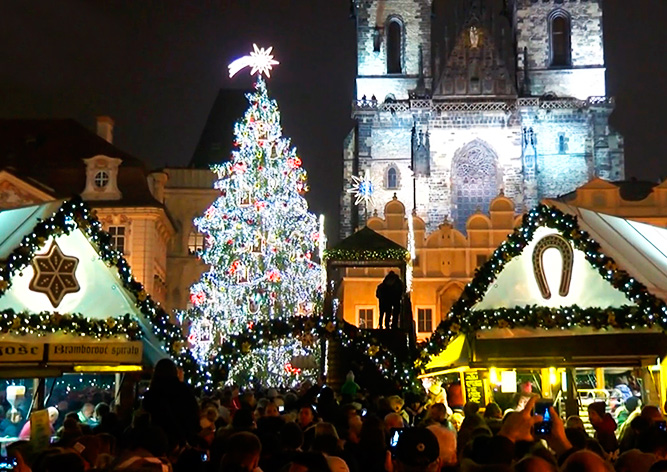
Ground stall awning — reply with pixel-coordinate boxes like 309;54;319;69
472;332;667;368
424;334;470;375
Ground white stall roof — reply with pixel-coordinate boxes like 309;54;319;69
0;201;64;260
546;201;667;298
0;200;170;365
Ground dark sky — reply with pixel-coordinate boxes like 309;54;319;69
0;1;665;239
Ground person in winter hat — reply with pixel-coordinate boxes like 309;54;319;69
341;371;360;402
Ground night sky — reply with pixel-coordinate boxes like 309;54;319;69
1;1;665;239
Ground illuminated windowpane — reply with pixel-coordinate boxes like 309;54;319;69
188;231;205;255
417;308;432;332
108;226;125;254
358;308;374;329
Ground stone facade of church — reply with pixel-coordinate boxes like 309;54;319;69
341;0;624;238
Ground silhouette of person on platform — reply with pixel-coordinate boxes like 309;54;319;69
376;271;403;329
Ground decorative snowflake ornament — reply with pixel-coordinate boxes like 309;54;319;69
347;169;375;206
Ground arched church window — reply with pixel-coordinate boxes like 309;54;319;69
451;141;499;232
558;134;568;154
387;19;402;74
550;12;571;67
386;167;398;189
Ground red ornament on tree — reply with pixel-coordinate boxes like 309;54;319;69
190;291;205;306
287;157;302;169
233;162;247;174
267;269;281;282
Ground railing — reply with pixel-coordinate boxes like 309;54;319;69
353;96;614;113
432;101;511;112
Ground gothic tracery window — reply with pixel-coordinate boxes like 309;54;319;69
387;19;402;74
451;140;499;231
386;167;398;189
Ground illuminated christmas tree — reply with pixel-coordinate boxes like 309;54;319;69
185;46;323;387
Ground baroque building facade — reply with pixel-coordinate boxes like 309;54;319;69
0;117;174;305
341;0;624;237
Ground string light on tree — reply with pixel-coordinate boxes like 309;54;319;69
183;45;323;388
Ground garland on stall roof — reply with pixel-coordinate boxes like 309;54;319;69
323;247;410;263
0;197;196;375
414;204;667;371
0;310;142;339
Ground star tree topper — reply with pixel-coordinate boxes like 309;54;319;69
228;44;280;78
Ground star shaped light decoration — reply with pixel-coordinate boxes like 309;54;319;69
228;44;280;78
29;241;80;308
347;169;376;206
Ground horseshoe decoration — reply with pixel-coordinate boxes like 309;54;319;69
532;234;574;299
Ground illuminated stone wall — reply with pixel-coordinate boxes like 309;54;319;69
341;0;623;238
516;0;606;98
354;0;431;100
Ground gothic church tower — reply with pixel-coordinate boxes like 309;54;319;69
341;0;624;237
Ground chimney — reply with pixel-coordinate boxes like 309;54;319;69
96;116;114;144
148;171;168;203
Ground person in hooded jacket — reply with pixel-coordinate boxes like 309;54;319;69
587;401;618;455
142;358;200;448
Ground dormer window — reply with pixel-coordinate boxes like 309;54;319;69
81;155;123;201
94;171;110;188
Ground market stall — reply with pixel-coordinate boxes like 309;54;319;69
0;199;184;413
417;203;667;416
323;226;413;389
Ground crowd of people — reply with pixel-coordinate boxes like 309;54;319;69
3;361;667;472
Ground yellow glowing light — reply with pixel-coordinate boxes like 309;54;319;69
73;365;142;373
549;367;557;386
489;367;499;385
501;370;517;393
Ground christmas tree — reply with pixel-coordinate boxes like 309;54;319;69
185;49;323;387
